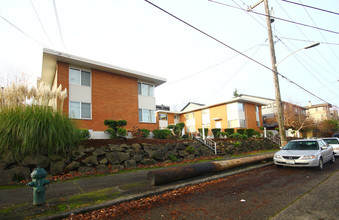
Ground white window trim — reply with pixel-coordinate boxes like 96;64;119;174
69;67;91;87
69;101;92;120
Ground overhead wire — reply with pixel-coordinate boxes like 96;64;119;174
204;43;264;102
158;43;264;88
0;13;48;47
297;0;339;60
275;0;339;74
278;38;339;97
281;0;339;16
208;0;339;36
277;36;339;46
29;0;54;47
144;0;333;105
52;0;68;53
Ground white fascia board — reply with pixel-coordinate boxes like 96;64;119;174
42;48;167;87
179;97;268;114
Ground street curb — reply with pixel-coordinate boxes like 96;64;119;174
40;161;273;220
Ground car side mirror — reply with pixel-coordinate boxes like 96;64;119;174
321;146;328;150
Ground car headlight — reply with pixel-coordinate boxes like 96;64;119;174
274;154;282;159
301;155;315;159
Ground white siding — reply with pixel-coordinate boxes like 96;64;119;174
138;95;156;110
69;84;91;103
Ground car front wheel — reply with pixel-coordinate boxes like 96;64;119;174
317;158;324;170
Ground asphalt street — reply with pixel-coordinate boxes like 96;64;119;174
114;160;339;220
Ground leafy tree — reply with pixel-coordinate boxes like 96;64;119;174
315;119;338;137
233;88;240;98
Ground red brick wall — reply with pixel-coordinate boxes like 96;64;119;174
57;62;69;114
56;63;158;131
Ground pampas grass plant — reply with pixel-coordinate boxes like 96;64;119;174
0;82;78;159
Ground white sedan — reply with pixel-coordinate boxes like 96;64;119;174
322;137;339;156
273;139;335;170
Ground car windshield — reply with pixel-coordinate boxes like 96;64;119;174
323;139;339;145
283;141;319;150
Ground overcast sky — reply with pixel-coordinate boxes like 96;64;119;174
0;0;338;111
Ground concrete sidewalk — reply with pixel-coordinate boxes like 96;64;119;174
0;153;274;220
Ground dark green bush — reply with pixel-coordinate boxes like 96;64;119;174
185;146;195;153
153;129;171;139
224;128;235;136
246;129;255;137
104;119;127;139
198;128;209;137
141;129;150;138
230;132;243;139
79;129;90;140
237;129;245;134
0;106;79;159
168;122;185;138
211;128;221;138
168;154;178;162
182;134;189;139
253;131;261;138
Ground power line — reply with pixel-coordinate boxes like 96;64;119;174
281;0;339;16
52;0;67;53
209;0;339;36
277;36;339;46
158;43;264;88
29;0;54;47
144;0;333;106
0;13;48;47
275;0;339;73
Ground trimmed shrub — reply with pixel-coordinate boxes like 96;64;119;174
211;128;221;138
254;131;261;138
198;128;209;137
0;106;79;159
79;129;91;140
224;128;235;136
246;129;255;138
230;132;243;139
153;129;171;139
141;129;150;138
168;122;185;138
237;129;245;134
104;120;127;139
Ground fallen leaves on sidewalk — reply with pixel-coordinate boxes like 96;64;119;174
64;172;245;220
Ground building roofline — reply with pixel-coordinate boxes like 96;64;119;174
42;48;166;87
180;102;205;112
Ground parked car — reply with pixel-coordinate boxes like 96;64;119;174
273;139;335;170
322;137;339;156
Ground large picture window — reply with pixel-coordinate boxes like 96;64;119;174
69;68;91;86
69;101;91;119
139;109;156;123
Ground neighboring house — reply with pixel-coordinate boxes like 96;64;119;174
157;97;265;135
238;94;309;138
40;48;166;139
305;101;338;121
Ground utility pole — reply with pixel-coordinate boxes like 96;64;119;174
249;0;287;147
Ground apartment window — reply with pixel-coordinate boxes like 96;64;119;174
255;105;260;127
139;109;156;123
138;82;154;97
69;101;91;119
238;103;244;111
159;113;167;121
69;68;91;86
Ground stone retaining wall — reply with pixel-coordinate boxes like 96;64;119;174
0;141;212;185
